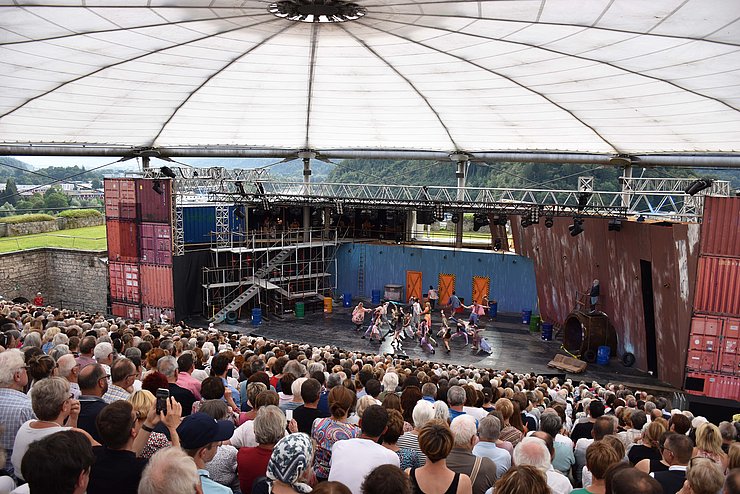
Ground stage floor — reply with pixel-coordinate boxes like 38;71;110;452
213;304;678;393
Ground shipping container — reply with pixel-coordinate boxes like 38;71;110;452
707;374;740;401
139;223;172;265
107;219;139;262
136;179;172;223
684;372;721;397
688;333;719;352
111;302;142;321
685;349;717;372
182;206;217;245
141;306;176;324
719;317;739;375
689;315;723;336
700;197;740;258
104;179;137;220
109;262;140;303
694;256;740;316
139;264;174;308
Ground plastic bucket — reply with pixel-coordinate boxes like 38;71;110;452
371;289;382;305
597;345;611;365
343;293;352;307
489;301;498;318
295;302;305;319
522;309;532;325
541;322;554;341
251;308;262;326
323;297;333;314
529;315;541;333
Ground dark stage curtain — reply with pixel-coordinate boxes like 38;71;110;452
173;251;212;319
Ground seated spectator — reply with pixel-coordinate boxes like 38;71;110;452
127;390;173;459
77;363;109;443
447;386;467;421
240;382;268;422
199;400;239;492
237;405;286;494
539;412;574;476
0;349;34;476
693;422;729;471
178;412;235;494
572;441;622;494
158;356;196;417
652;433;692;494
19;430;94;494
102;357;136;404
175;352;202;401
362;464;412;494
495;399;523;447
138;446;200;494
383;409;421;469
348;395;378;426
26;354;57;390
494;465;550;494
193;376;239;416
293;378;328;434
725;468;740;494
610;467;663;494
12;377;79;480
231;390;281;449
253;433;314;494
329;404;400;494
397;399;435;466
312;385;360;482
628;421;665;466
447;415;497;494
512;436;571;494
57;353;81;399
473;415;511;478
406;419;472;494
678;457;725;494
281;377;307;413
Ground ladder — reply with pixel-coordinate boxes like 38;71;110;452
210;248;295;323
357;244;366;296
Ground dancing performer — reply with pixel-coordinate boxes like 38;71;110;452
362;307;383;341
352;302;372;331
448;316;469;346
381;303;402;342
401;311;414;340
410;297;422;331
418;319;435;354
438;310;452;354
421;301;432;329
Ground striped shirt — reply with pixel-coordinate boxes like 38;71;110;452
397;431;427;465
102;384;131;404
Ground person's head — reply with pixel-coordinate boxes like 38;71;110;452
495;398;514;421
382;409;405;445
610;467;663;494
93;342;114;365
588;399;605;418
254;405;287;445
685;457;725;494
512;437;551;473
730;443;740;471
447;385;466;407
300;378;321;404
79;336;96;355
421;382;437;398
156;355;178;380
199;399;231;421
31;376;71;421
531;431;554;461
365;378;381;399
28;354;57;382
383;372;399;392
361;464;412;494
450;415;478;450
400;386;423;423
78;363;108;396
593;415;617;440
128;389;155;421
494;465;550;494
96;400;137;449
586;441;622;481
0;348;28;390
643;420;667;449
138;446;201;494
696;422;724;455
311;482;352;494
328;385;355;419
110;357;136;387
246;381;268;406
418;419;454;463
662;433;693;465
669;412;691;435
539;412;562;438
360;404;389;438
177;412;235;464
412;399;435;429
630;409;647;430
176;352;195;374
209;353;231;377
57;354;79;380
21;430;94;494
267;433;314;488
725;468;740;494
478;414;501;443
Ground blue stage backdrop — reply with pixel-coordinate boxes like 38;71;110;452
332;243;538;315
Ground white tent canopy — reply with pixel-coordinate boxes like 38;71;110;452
1;0;740;163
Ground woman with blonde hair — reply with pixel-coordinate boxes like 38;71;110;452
128;389;178;458
496;398;523;447
628;420;665;466
676;457;725;494
693;422;729;471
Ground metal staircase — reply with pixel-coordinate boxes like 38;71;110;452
210;248;295;323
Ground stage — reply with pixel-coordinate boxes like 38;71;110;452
212;303;679;394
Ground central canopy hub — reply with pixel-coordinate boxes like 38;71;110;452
268;0;366;23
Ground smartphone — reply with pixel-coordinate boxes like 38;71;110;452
285;409;293;422
155;388;170;415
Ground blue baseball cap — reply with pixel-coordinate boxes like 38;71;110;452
176;412;234;450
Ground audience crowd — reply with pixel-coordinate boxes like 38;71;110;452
0;300;738;494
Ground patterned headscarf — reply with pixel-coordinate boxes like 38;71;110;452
266;433;313;493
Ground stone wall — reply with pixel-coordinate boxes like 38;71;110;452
0;215;104;237
0;249;108;313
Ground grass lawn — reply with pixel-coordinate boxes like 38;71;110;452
0;225;107;253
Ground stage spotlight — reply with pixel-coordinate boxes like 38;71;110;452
577;192;591;207
684;179;713;196
335;201;344;215
521;217;531;228
608;219;621;232
160;166;177;179
544;216;554;228
569;217;584;237
434;204;445;221
472;213;489;232
234;206;245;219
493;214;508;226
451;213;460;224
235;181;246;196
152;180;162;195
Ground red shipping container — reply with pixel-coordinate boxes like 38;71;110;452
684;372;720;397
141;306;176;324
719;317;739;375
104;179;137;220
686;350;709;371
136;179;172;223
694;256;740;316
107;219;139;262
718;350;737;375
109;262;140;303
690;315;723;336
688;334;718;352
111;303;142;321
139;264;174;308
706;374;740;402
139;223;172;265
700;197;740;258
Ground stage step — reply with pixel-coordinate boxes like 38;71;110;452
210;285;261;323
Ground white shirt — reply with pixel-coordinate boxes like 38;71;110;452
463;406;489;422
328;438;400;494
11;421;71;480
546;465;573;494
230;420;287;449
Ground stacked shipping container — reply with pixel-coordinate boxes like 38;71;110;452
105;178;176;322
685;197;740;401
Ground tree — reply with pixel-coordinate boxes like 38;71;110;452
91;178;102;189
0;202;15;218
44;190;69;211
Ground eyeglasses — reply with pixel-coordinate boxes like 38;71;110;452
659;446;673;455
